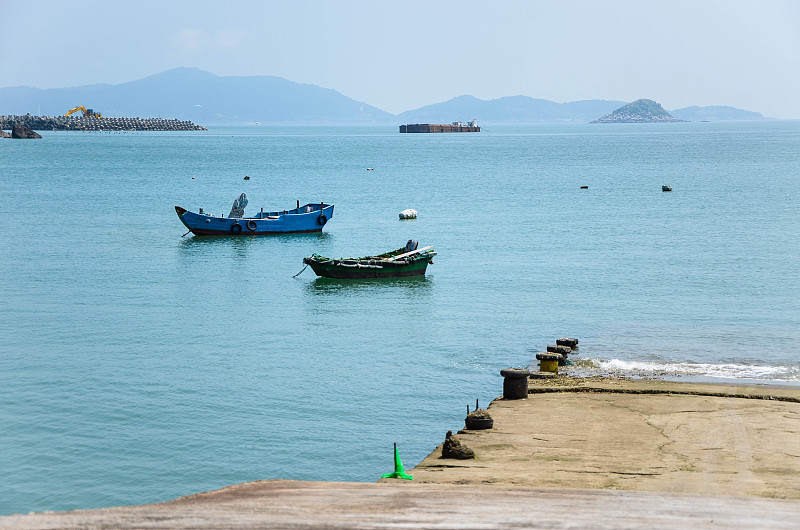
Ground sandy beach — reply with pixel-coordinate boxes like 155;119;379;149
3;376;799;528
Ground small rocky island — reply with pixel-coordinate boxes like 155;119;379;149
591;99;684;123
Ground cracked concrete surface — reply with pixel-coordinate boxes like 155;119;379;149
407;378;800;499
4;480;800;529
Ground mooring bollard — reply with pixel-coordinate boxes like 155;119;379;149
556;337;579;349
465;400;494;430
500;368;530;399
546;344;571;355
546;345;570;366
536;353;562;374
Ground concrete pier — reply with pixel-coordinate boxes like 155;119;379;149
0;114;206;132
2;376;799;528
2;480;800;529
410;377;800;498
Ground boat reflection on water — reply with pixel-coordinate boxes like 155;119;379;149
177;230;260;260
304;275;434;297
177;230;332;261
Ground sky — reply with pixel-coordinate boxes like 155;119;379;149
2;1;800;118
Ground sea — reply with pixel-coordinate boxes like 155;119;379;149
1;121;799;515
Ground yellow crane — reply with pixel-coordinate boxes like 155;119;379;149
65;106;102;118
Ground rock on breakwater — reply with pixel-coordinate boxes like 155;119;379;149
0;114;207;132
11;123;41;138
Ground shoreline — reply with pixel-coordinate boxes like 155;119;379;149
3;376;800;528
521;374;800;401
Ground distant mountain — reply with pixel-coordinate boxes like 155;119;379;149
670;105;767;121
592;99;684;123
398;95;626;124
0;69;770;125
0;68;394;124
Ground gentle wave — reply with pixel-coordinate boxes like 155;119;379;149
569;358;800;382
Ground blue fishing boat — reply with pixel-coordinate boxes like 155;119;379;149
176;193;333;236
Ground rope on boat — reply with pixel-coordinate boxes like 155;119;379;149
292;264;309;278
181;230;192;237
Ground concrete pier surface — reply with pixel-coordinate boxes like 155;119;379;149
408;377;800;499
3;377;800;528
2;480;800;529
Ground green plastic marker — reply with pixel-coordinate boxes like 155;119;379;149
381;442;413;480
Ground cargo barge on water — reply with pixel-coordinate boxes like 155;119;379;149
400;120;479;133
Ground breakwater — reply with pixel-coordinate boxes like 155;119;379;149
0;114;206;132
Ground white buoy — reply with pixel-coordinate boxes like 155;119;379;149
399;208;417;220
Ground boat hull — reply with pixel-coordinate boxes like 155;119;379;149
305;260;431;279
303;247;435;279
175;204;333;236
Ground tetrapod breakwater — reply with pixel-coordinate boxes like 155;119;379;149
0;114;207;132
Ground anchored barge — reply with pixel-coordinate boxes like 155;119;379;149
400;120;479;133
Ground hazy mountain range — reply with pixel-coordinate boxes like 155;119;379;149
0;68;768;125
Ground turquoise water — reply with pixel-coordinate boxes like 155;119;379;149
2;122;799;515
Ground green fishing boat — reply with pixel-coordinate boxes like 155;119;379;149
302;240;436;279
